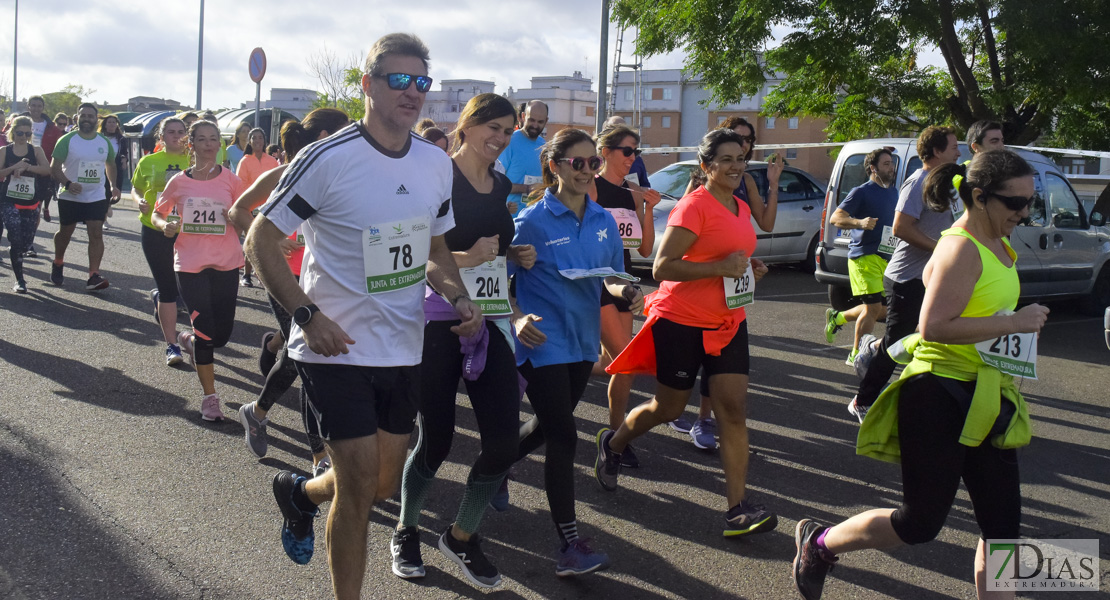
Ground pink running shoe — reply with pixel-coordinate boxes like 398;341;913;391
200;393;224;422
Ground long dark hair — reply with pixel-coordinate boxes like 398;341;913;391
244;127;267;155
452;93;517;153
280;108;349;159
923;149;1033;213
538;128;595;193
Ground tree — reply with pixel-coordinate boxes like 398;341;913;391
306;46;364;120
41;84;97;120
612;0;1110;147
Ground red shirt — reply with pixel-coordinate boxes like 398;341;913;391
652;185;757;327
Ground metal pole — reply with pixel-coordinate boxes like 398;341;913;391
196;0;204;110
595;0;609;133
12;0;17;112
254;82;261;128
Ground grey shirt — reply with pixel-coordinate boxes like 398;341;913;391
885;168;954;283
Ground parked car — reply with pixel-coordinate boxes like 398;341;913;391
814;138;1110;315
633;160;828;269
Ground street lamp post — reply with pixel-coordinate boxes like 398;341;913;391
12;0;18;112
196;0;204;110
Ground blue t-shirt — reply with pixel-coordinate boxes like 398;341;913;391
498;129;545;211
511;189;625;367
836;180;897;259
630;155;651;188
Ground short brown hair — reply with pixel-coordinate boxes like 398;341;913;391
916;125;956;160
452;93;516;152
364;33;429;76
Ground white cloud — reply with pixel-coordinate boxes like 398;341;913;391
0;0;687;112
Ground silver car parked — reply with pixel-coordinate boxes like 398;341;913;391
633;160;828;269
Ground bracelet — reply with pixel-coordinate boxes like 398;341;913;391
449;293;471;307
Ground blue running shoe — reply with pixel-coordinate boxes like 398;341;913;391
555;538;609;577
273;471;317;564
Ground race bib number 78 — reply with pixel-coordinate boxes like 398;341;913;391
363;216;431;294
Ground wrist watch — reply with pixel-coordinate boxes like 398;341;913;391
293;303;320;327
449;293;470;307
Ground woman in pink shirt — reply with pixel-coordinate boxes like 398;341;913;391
152;120;247;422
234;128;278;287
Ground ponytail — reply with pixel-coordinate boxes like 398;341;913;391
923;162;968;213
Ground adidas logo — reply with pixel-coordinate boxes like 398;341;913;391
396;184;409;195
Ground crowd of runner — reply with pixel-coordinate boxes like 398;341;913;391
1;33;1048;600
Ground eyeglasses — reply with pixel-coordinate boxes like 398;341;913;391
608;146;642;158
556;156;602;171
987;191;1035;212
13;130;32;138
738;134;756;144
374;73;433;93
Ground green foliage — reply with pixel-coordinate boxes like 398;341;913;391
613;0;1110;148
310;67;364;120
40;84;97;120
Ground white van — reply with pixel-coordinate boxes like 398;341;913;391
814;138;1110;315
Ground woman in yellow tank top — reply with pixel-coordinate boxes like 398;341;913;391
791;150;1050;600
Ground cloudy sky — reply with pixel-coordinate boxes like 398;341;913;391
2;0;695;111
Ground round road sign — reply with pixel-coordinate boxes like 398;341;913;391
249;48;267;83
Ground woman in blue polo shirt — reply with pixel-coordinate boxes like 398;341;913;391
509;127;642;577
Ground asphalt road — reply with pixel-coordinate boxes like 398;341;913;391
1;203;1107;599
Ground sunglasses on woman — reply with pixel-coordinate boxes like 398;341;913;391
375;73;433;93
556;156;602;171
987;191;1035;212
609;145;642;158
13;130;32;138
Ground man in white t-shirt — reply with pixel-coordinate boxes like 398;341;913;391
243;33;480;598
49;103;119;291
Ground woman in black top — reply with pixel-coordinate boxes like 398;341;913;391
390;93;537;590
0;116;52;292
591;125;660;467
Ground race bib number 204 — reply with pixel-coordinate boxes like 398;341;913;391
363;216;431;294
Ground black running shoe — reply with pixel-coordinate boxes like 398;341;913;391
272;471;317;565
437;526;502;589
50;262;64;286
793;519;837;600
86;273;109;291
391;525;425;579
723;498;778;537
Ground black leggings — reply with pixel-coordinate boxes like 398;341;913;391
516;360;594;524
410;321;520;477
0;203;32;282
890;373;1021;544
857;277;925;407
141;226;179;303
258;290;324;455
177;269;238;366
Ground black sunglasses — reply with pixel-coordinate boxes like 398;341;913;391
13;130;32;137
609;145;642;158
375;73;433;93
986;191;1035;212
556;156;602;171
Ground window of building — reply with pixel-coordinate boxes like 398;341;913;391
651;88;663;100
643;88;651;100
765;117;776;129
789;117;799;129
662;88;673;100
585;105;595;117
624;89;634;101
717;116;726;126
661;115;671;128
642;116;652;128
786;148;798;159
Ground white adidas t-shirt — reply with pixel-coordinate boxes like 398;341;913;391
261;123;454;367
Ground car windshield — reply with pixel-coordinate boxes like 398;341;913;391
651;163;696;199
